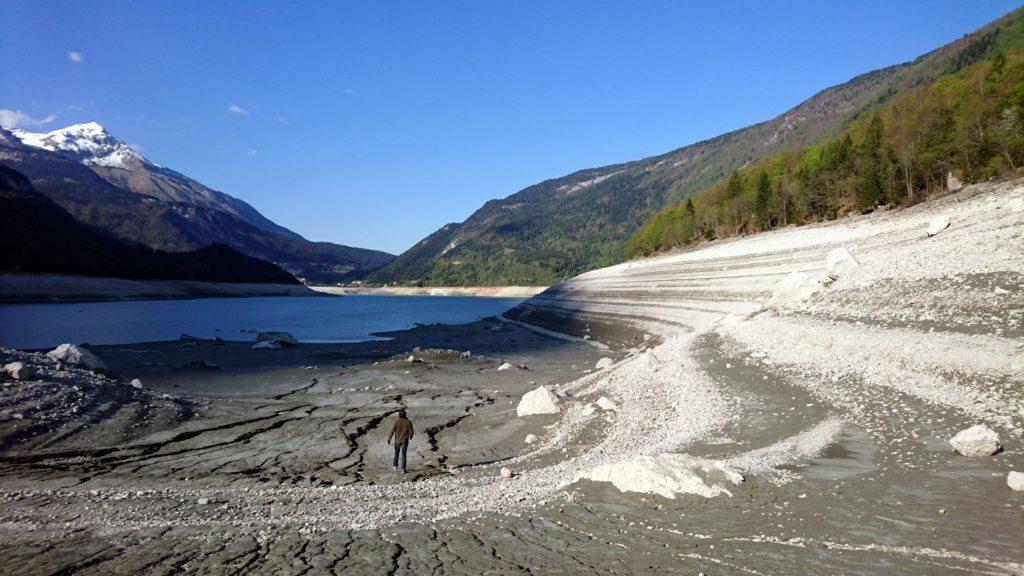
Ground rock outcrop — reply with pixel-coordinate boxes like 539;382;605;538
46;344;107;374
3;362;37;381
825;247;860;280
926;215;951;237
516;386;560;417
949;424;1001;457
769;272;829;308
576;453;744;499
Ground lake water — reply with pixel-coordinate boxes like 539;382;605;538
0;295;526;350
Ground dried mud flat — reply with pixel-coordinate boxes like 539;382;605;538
1;179;1023;575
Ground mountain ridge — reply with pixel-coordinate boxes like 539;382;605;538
12;122;302;240
0;164;300;284
0;126;395;284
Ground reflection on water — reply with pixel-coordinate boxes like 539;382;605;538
0;295;525;349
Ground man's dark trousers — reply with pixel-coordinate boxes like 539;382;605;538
393;441;408;472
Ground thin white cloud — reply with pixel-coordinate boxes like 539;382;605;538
248;149;258;156
227;104;249;116
0;109;58;130
344;88;355;96
276;116;288;124
128;143;142;153
68;51;83;63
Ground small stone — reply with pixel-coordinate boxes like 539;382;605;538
500;467;513;478
524;434;538;444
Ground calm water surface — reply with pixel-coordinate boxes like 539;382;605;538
0;295;525;350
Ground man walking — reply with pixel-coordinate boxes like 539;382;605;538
387;409;414;473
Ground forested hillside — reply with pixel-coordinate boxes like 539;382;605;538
628;46;1024;256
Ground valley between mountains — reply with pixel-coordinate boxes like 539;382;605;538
0;176;1020;574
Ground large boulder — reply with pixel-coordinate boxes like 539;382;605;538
596;396;619;411
926;215;951;237
949;424;1001;458
46;344;107;374
1008;471;1024;492
516;386;560;417
256;332;298;346
3;362;37;381
497;362;516;371
769;271;829;308
825;247;860;280
595;357;615;370
576;453;744;499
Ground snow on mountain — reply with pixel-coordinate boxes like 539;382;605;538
12;122;148;170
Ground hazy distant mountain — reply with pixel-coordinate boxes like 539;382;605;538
0;127;394;283
0;165;299;284
370;6;1024;286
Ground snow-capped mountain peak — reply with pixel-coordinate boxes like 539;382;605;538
12;122;147;169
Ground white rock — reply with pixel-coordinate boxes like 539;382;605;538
825;247;860;280
516;386;560;417
500;467;514;478
524;434;538;444
926;215;951;237
949;424;1001;458
497;362;516;371
580;404;596;416
595;357;615;370
1008;471;1024;492
256;332;298;346
3;362;37;381
596;396;619;411
769;272;830;308
197;497;212;505
946;171;964;191
253;341;282;350
576;453;744;499
46;344;107;373
1004;196;1024;212
129;378;144;389
640;349;661;372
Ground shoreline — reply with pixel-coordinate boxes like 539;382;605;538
309;285;548;298
0;273;318;303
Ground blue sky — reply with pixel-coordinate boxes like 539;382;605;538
1;1;1018;254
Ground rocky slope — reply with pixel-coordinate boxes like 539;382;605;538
371;6;1024;286
0;128;394;283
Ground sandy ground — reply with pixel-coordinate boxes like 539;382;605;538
0;178;1022;574
0;274;316;302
